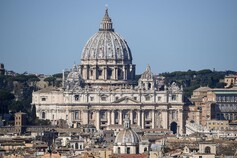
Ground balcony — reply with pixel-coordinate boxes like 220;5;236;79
145;118;152;121
145;124;152;127
101;118;107;122
100;123;107;126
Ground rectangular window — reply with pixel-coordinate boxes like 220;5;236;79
98;69;102;76
171;95;176;101
145;96;150;101
101;97;107;101
75;111;79;120
41;97;46;101
133;97;137;100
158;96;161;101
74;95;79;101
90;97;94;101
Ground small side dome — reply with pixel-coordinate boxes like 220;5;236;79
114;116;140;145
66;65;83;82
114;129;140;145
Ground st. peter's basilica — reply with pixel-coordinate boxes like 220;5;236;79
32;8;184;135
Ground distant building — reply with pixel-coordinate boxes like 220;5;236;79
189;86;211;126
193;142;216;158
224;74;237;88
206;120;229;131
15;111;27;134
207;87;237;121
0;63;5;75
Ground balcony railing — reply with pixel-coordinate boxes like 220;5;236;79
145;118;152;121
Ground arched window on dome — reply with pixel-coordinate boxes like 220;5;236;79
90;70;93;79
118;68;123;80
107;68;112;79
205;146;211;153
98;69;102;77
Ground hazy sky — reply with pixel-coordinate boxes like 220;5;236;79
1;0;237;75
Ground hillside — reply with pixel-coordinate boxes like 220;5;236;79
160;69;237;98
0;73;62;125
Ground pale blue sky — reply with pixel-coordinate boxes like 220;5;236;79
1;0;237;75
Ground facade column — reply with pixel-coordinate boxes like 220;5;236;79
93;67;97;80
162;109;168;129
82;110;89;125
111;110;115;124
119;110;123;125
130;110;133;125
141;110;145;129
123;66;127;80
178;109;183;135
152;110;155;129
107;110;111;125
137;110;141;127
96;110;100;130
104;67;107;80
83;66;87;79
115;67;118;80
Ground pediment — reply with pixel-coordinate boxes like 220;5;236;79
112;96;140;104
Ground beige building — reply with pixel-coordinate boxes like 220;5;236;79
32;8;184;134
189;87;211;126
206;120;229;131
207;120;229;131
207;87;237;121
193;142;216;158
224;74;237;88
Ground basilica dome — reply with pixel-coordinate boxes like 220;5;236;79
78;8;136;86
81;9;132;64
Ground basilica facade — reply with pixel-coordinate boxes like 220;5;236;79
32;9;184;135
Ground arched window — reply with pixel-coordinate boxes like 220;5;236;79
144;147;148;152
75;143;78;149
118;147;121;154
98;69;102;76
127;147;130;154
148;83;151;90
42;112;45;119
205;146;211;153
118;68;123;80
107;68;112;79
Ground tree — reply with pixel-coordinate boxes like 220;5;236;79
44;77;56;86
0;90;14;114
52;73;62;78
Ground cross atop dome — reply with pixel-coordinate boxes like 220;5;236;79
99;7;114;32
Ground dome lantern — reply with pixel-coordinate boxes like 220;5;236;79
99;8;114;32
